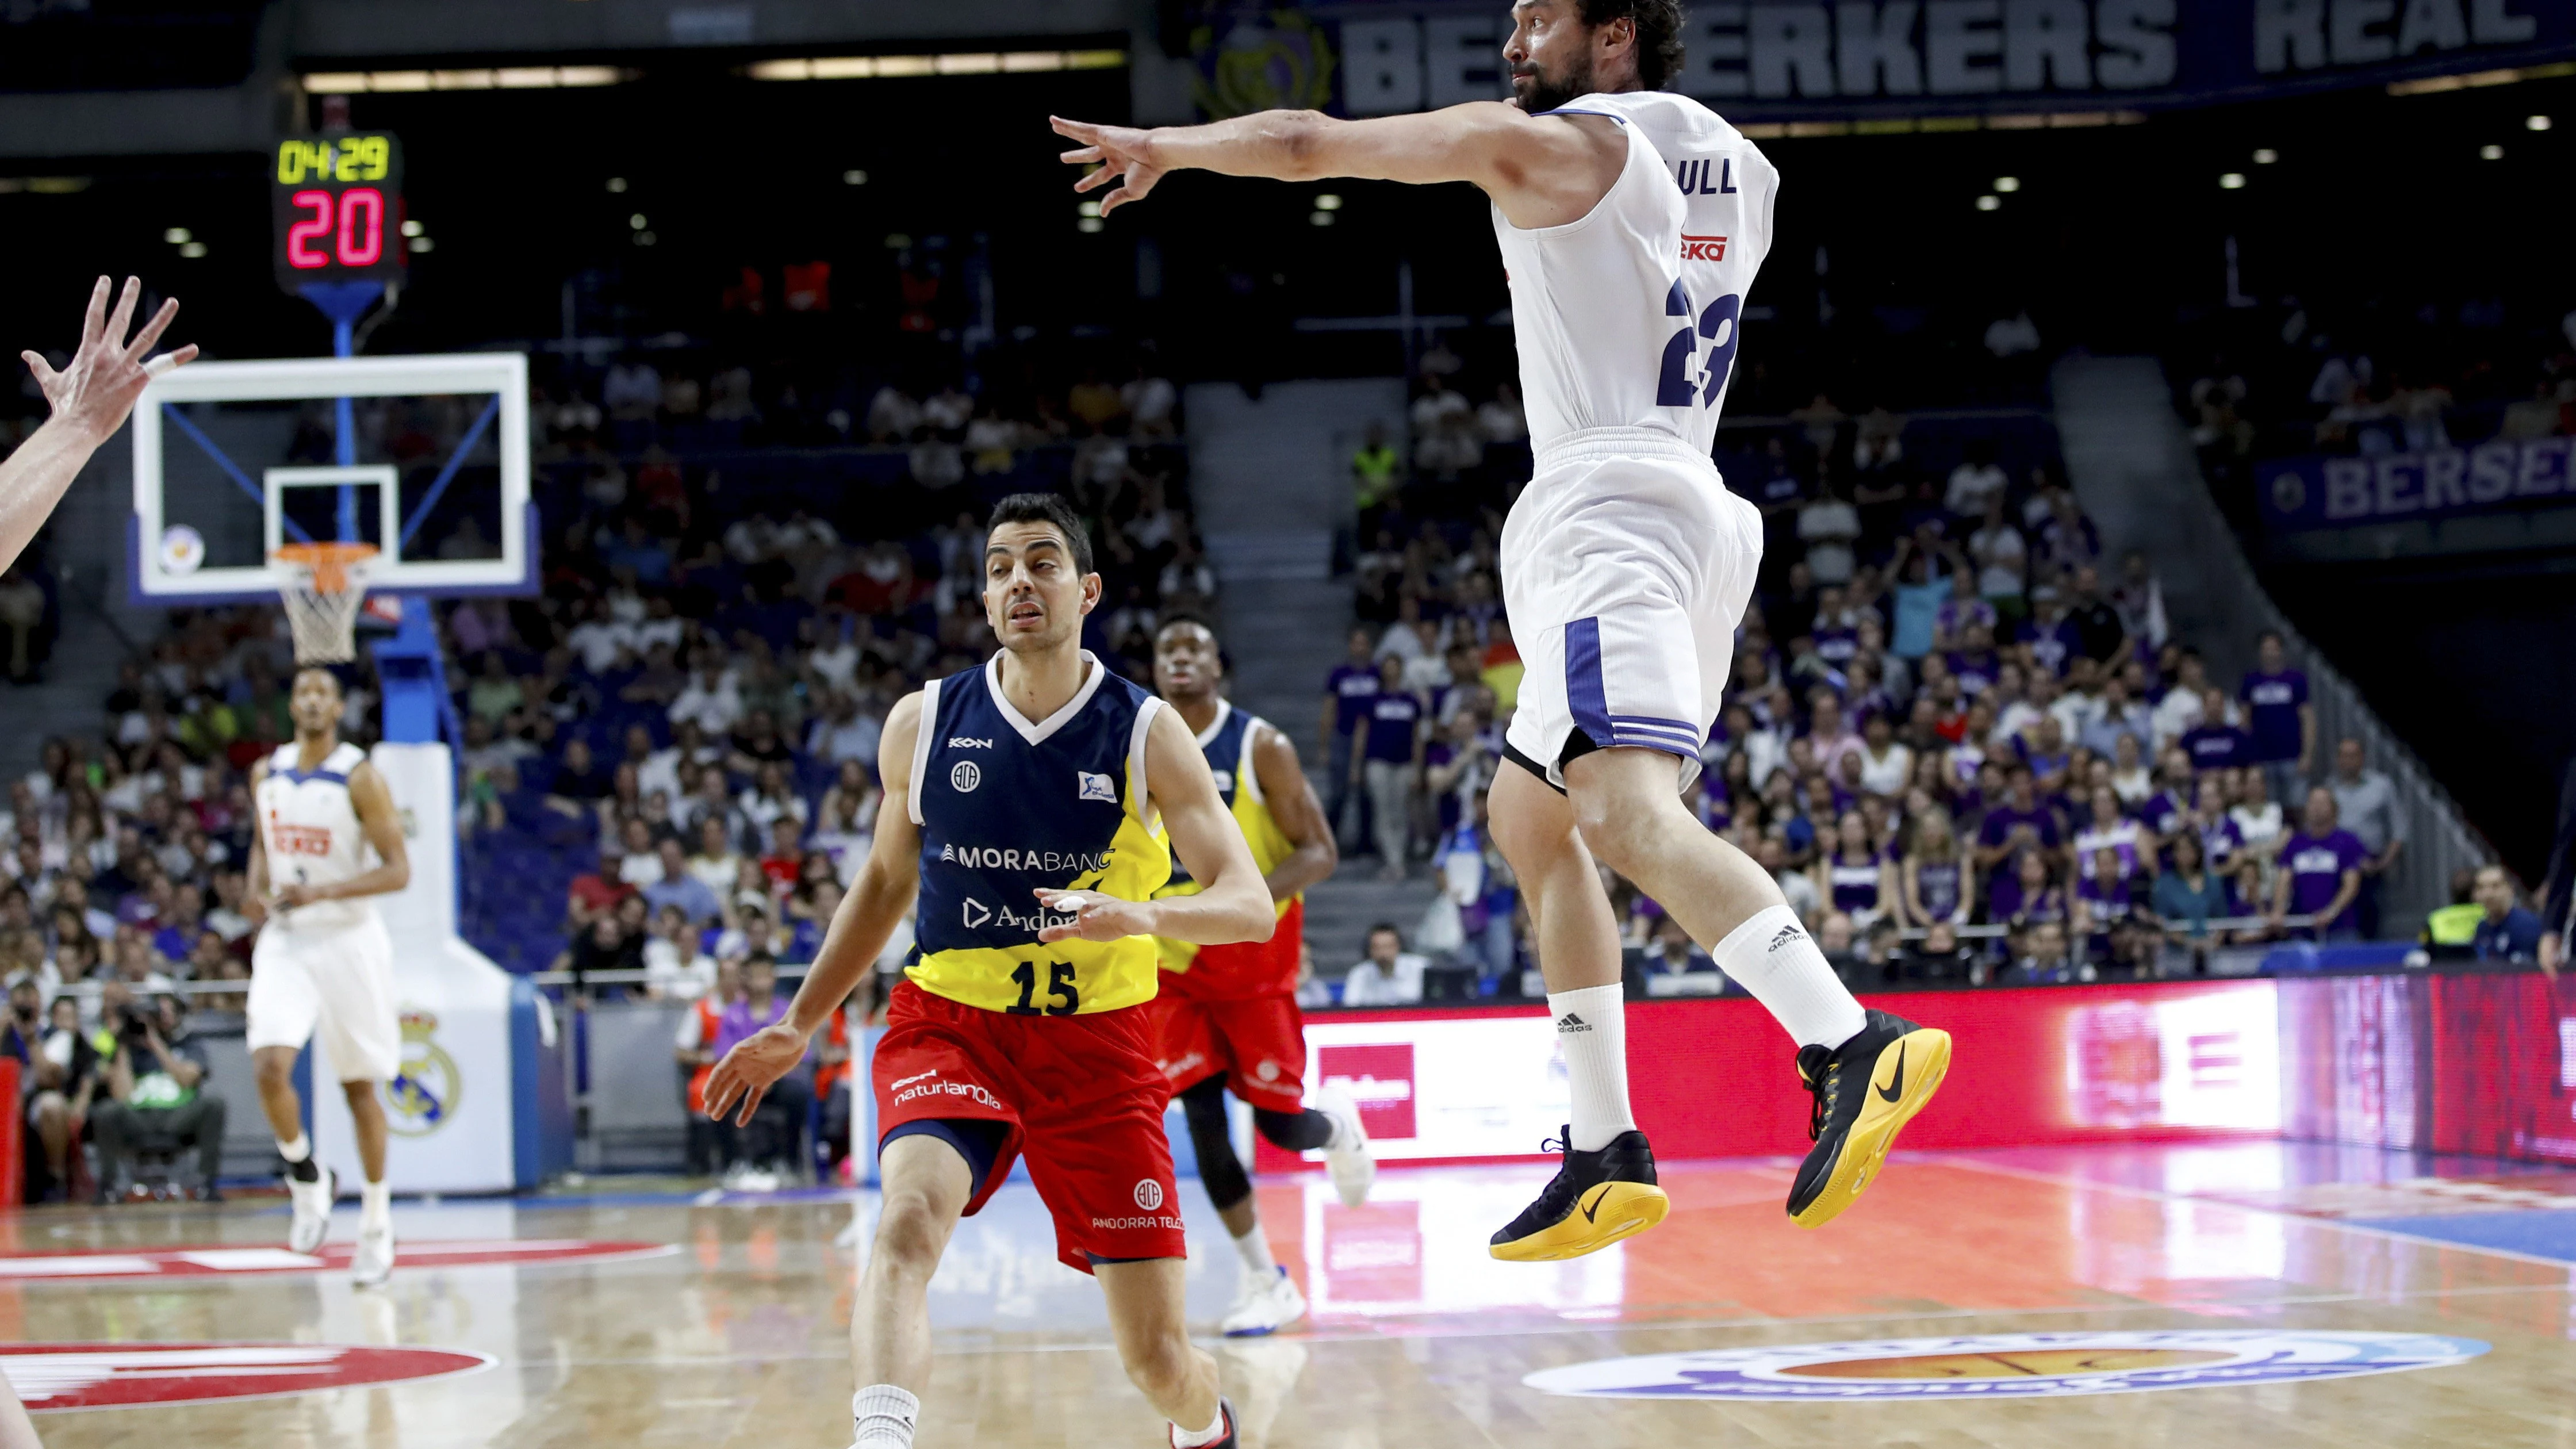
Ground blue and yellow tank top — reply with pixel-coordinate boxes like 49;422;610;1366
907;651;1171;1015
1155;700;1300;973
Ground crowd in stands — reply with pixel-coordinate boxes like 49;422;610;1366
1310;343;2559;1004
0;342;1197;1188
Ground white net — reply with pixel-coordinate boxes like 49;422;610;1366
275;547;376;664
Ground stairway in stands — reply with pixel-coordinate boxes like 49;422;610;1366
1186;379;1436;971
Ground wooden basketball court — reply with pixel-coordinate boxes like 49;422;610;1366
7;1142;2574;1446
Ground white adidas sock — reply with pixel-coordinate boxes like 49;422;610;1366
1547;984;1636;1152
277;1133;311;1163
1172;1405;1228;1449
1715;905;1868;1049
1232;1222;1276;1280
853;1385;920;1448
361;1180;392;1232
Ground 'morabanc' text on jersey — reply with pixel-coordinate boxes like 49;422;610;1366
908;653;1170;1015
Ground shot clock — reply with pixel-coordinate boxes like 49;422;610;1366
269;131;406;293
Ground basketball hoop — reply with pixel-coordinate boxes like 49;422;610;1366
273;541;379;664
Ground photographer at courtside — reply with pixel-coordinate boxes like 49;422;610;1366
88;992;226;1201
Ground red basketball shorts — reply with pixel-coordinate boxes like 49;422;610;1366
873;983;1183;1274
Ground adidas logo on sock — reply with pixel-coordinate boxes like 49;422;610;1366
1556;1013;1591;1032
1768;926;1803;953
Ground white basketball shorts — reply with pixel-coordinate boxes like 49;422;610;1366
246;913;401;1083
1499;427;1761;792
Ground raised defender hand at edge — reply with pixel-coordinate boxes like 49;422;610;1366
1;276;197;573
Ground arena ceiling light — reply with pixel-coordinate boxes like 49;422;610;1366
163;227;190;245
2529;115;2554;131
2252;148;2279;163
1992;176;2019;193
748;49;1125;82
2479;144;2505;159
2219;172;2246;189
301;66;629;93
1975;194;2000;211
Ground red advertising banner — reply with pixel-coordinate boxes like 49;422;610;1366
1262;973;2576;1172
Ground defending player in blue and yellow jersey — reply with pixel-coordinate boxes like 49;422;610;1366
1148;616;1374;1336
702;493;1279;1449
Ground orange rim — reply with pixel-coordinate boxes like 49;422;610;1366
273;542;379;594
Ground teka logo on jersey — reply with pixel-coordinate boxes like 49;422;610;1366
1522;1331;2490;1402
3;1343;493;1412
1681;233;1729;262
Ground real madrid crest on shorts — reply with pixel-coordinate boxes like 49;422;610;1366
384;1007;462;1136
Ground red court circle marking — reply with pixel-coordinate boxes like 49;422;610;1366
5;1342;493;1412
0;1239;675;1284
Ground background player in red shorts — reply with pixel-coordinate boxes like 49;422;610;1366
1149;616;1374;1337
707;494;1278;1449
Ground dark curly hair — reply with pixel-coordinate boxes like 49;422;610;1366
1578;0;1688;90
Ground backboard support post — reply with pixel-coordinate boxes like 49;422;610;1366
298;280;386;540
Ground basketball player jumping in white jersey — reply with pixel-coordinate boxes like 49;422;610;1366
1054;0;1952;1260
246;668;412;1285
5;277;194;1449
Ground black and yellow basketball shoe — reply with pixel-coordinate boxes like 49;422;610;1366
1489;1127;1669;1261
1787;1008;1952;1229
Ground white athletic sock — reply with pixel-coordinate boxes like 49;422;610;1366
853;1385;919;1448
361;1179;391;1231
1715;905;1868;1049
1232;1223;1276;1280
1547;984;1636;1153
277;1133;311;1163
1172;1405;1228;1449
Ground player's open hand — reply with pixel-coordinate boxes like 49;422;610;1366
24;277;196;445
703;1021;808;1126
1033;887;1154;942
1051;116;1163;216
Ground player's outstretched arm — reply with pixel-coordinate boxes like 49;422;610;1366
706;693;926;1125
1052;105;1621;228
1250;722;1337;903
1038;704;1274;947
1;277;195;574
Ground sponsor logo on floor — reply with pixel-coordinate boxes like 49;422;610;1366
0;1239;674;1284
5;1343;492;1411
1523;1330;2490;1400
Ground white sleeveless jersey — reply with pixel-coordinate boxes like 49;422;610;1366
255;741;379;931
1490;89;1778;455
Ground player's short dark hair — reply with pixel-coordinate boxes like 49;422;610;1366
744;949;776;969
1578;0;1687;89
1155;610;1218;644
293;665;345;694
987;492;1094;575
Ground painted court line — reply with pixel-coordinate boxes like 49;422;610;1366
1926;1155;2576;1275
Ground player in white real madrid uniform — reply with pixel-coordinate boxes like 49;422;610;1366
247;668;412;1286
1055;0;1952;1260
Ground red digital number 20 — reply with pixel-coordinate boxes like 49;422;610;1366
286;186;388;270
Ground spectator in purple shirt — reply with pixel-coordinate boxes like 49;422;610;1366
1975;765;2062;876
2270;788;2370;943
2180;685;2253;772
711;952;810;1185
2238;630;2315;811
1319;627;1382;854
